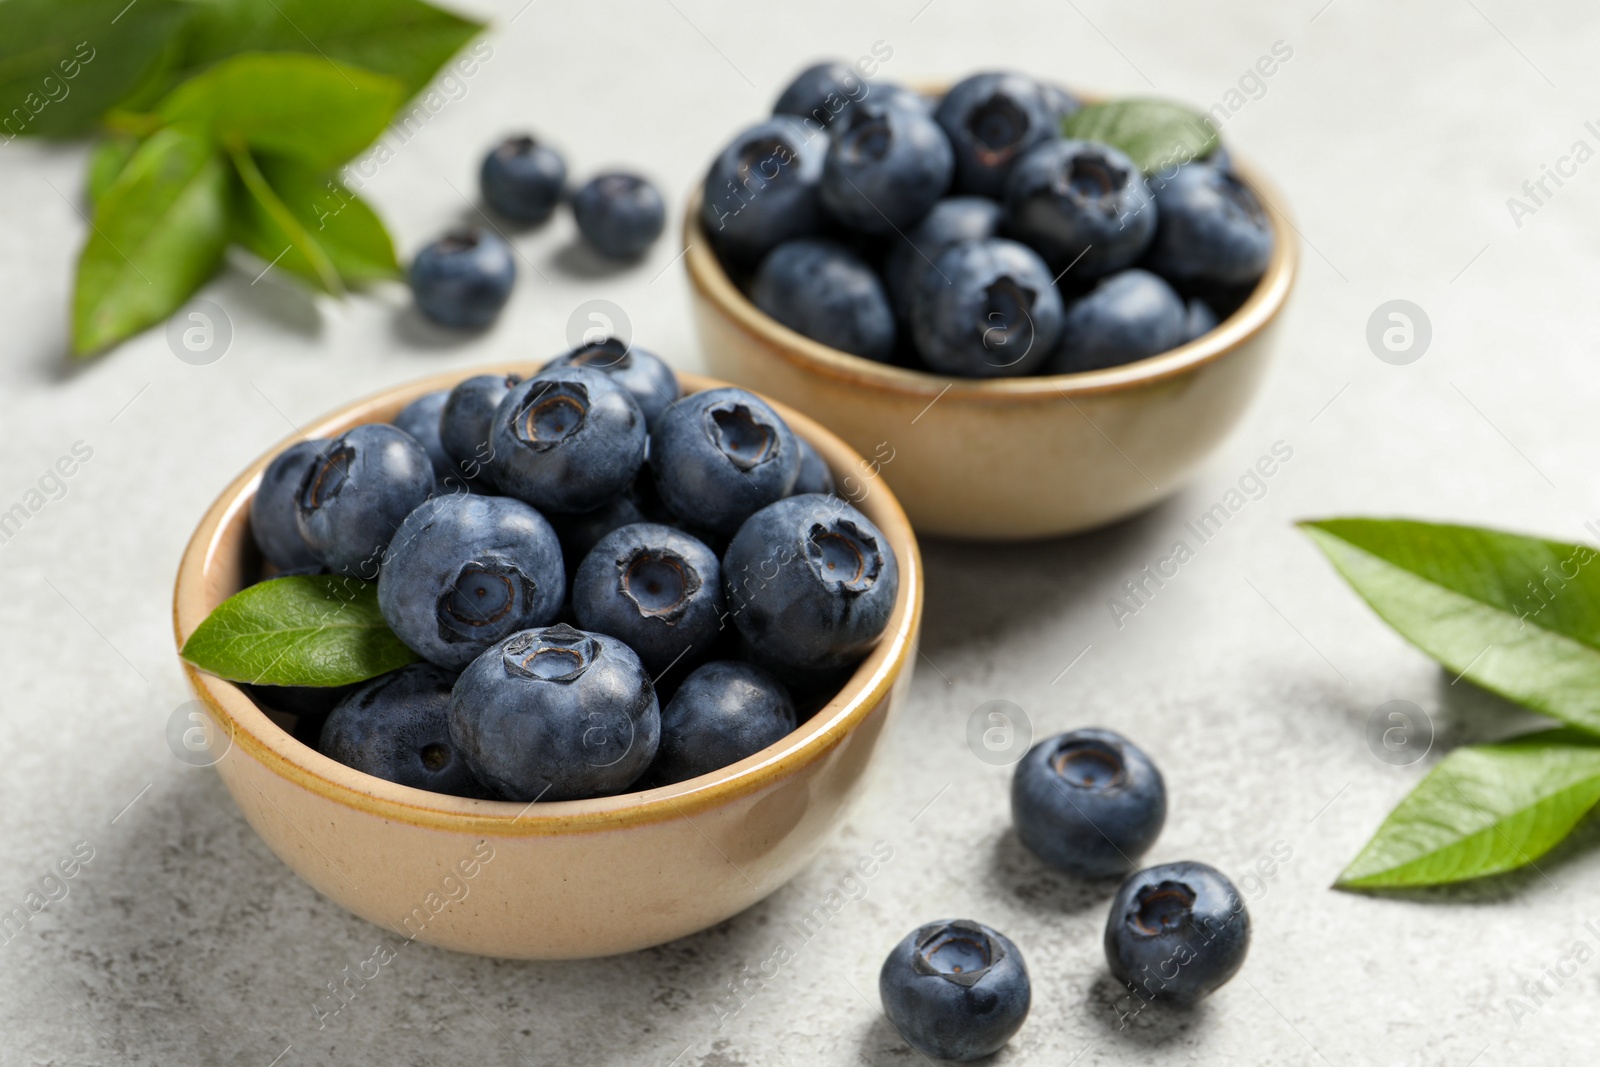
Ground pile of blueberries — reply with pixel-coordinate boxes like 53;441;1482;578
409;135;667;329
247;339;899;802
878;728;1249;1061
701;62;1274;378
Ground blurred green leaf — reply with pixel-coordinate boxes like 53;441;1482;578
0;0;191;137
1302;518;1600;735
1337;730;1600;888
1062;98;1219;174
86;133;141;207
181;575;419;687
232;152;399;290
157;52;403;170
175;0;486;100
72;126;230;355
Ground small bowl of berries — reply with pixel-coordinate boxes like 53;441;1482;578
685;63;1298;540
172;342;921;959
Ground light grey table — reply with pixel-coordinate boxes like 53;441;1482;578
2;1;1595;1063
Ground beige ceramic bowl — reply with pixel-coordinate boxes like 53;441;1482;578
172;368;922;959
685;154;1298;540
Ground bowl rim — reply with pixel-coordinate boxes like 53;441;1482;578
683;139;1298;402
172;367;923;836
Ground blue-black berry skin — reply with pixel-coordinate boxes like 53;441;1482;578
701;117;828;267
722;494;898;673
650;387;801;538
819;99;953;236
1145;161;1273;287
447;623;660;801
883;196;1002;316
409;228;516;329
909;238;1062;378
653;660;795;784
1184;297;1220;342
378;494;566;671
294;424;435;578
439;373;522;492
750;238;896;363
252;439;327;572
1105;861;1251;1005
480;134;566;224
934;71;1061;197
773;60;867;130
1002;138;1156;280
792;436;836;496
1011;727;1166;878
489;366;647;515
542;337;680;430
572;172;666;259
879;919;1031;1061
321;665;490;798
393;390;461;489
572;523;724;678
1048;269;1188;374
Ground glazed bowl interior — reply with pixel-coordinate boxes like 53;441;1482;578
173;368;922;837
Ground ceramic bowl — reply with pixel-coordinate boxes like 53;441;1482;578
684;147;1298;540
172;368;922;959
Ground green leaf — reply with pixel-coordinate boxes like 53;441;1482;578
1301;518;1600;735
72;126;230;356
175;0;485;101
1061;99;1219;174
1337;730;1600;888
0;0;191;137
157;52;403;170
231;151;399;290
86;134;140;207
181;575;419;687
227;143;343;293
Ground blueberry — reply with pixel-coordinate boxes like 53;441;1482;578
750;238;896;362
701;117;828;267
653;660;795;784
879;919;1031;1061
1040;81;1083;125
480;134;566;224
773;60;867;130
651;387;801;537
1002;139;1155;280
572;172;665;259
393;390;461;488
378;494;566;671
490;366;647;515
320;665;489;798
819;99;953;235
909;237;1062;378
439;373;522;491
295;424;434;578
1105;861;1251;1005
548;490;649;574
1011;728;1166;879
934;71;1060;197
1048;269;1187;374
1145;162;1273;287
792;436;835;496
447;623;660;800
883;196;1003;316
722;494;898;672
409;228;516;329
252;439;327;572
1184;297;1219;342
572;522;724;677
542;337;680;429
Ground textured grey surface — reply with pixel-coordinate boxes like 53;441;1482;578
2;1;1597;1063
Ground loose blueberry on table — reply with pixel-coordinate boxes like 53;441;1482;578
479;133;567;224
408;228;517;330
879;919;1031;1061
702;61;1276;379
234;342;899;807
1011;727;1166;879
572;171;666;259
1104;861;1251;1005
